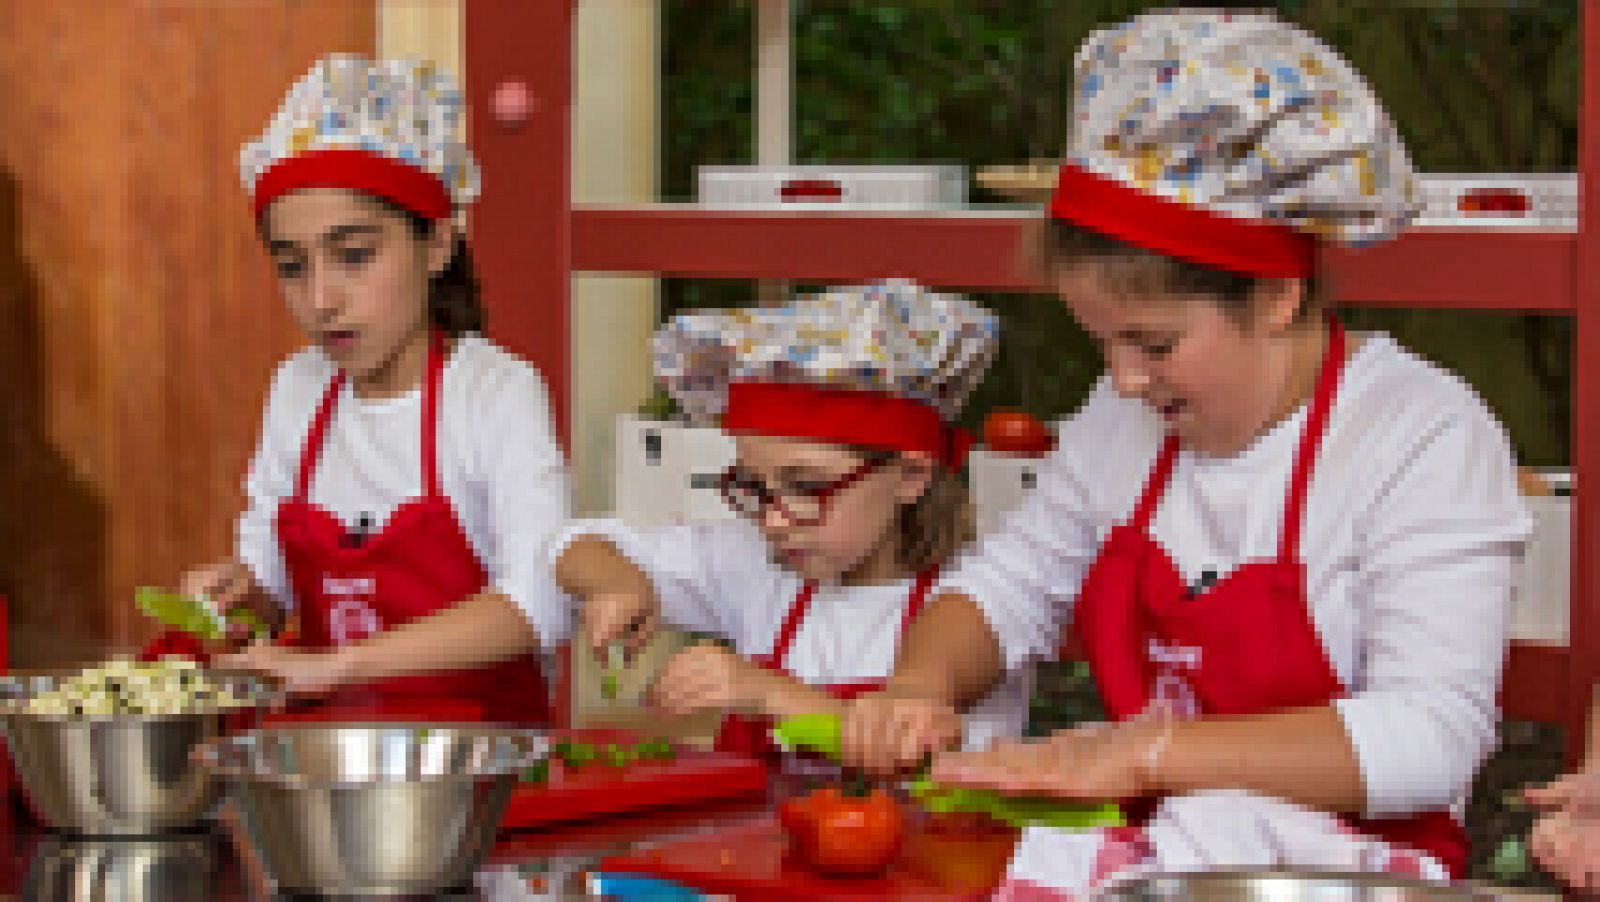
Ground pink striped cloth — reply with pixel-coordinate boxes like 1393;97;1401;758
992;791;1448;900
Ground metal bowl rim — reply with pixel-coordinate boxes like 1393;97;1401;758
1101;868;1496;897
192;722;548;789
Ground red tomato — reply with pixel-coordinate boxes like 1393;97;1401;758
780;786;904;877
982;410;1053;457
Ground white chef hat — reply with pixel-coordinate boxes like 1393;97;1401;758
1051;9;1418;278
239;54;479;221
653;280;1000;469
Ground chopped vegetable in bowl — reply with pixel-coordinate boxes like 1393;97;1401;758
18;657;254;718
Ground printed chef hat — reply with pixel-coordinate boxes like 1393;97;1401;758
653;280;1000;470
239;54;479;221
1052;9;1418;278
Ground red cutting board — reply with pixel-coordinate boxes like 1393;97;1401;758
499;730;769;831
599;814;1019;901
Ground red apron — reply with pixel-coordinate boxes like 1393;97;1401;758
1071;319;1468;877
271;331;549;726
717;569;937;760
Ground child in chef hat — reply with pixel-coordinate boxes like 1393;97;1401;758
834;7;1529;893
167;55;571;726
553;279;1030;760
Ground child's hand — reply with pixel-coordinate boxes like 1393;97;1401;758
1526;771;1600;813
928;720;1166;803
1527;769;1600;889
1531;807;1600;891
648;641;763;716
221;642;354;696
181;559;275;647
581;590;659;660
840;687;963;775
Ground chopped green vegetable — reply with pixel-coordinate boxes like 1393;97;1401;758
635;737;676;762
558;740;598;770
601;643;625;701
905;777;1123;829
136;586;269;641
1490;836;1529;881
521;759;550;784
604;743;636;768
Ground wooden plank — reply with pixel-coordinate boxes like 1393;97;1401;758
467;0;576;450
1501;641;1572;726
0;2;373;664
574;206;1574;311
0;1;136;665
574;206;1043;292
1322;230;1573;313
1569;0;1600;764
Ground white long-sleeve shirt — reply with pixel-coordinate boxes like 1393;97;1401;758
939;333;1531;817
557;518;1032;751
235;333;573;647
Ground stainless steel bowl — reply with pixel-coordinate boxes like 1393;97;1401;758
0;668;279;836
22;832;222;902
1098;870;1505;900
196;724;546;896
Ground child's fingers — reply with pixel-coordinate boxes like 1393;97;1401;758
651;672;717;714
586;596;641;653
647;653;714;712
1525;776;1577;809
897;717;955;774
622;611;659;659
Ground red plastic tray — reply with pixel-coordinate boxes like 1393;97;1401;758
599;814;1018;901
499;730;769;831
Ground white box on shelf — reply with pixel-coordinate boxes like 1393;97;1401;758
1414;173;1576;229
969;447;1048;536
1512;470;1572;646
675;424;739;523
697;165;967;210
613;415;737;527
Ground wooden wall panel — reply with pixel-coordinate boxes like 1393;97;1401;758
0;2;374;666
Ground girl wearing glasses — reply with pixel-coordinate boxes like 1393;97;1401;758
554;280;1029;757
838;10;1530;888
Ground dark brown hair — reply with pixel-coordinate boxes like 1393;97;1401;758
854;448;975;575
382;200;485;337
1030;217;1320;323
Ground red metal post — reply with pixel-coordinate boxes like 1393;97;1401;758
465;0;576;450
1569;0;1600;765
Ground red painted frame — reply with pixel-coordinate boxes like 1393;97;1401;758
466;1;1598;754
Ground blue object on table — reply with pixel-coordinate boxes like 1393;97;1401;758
587;872;705;900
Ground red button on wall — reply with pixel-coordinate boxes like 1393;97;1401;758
491;80;533;129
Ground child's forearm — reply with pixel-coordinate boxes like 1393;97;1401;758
888;591;1004;708
342;591;537;681
747;666;846;722
555;535;651;597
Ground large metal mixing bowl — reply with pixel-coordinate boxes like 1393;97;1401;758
196;723;545;896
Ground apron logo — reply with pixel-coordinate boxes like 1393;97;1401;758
1145;637;1202;719
323;576;381;645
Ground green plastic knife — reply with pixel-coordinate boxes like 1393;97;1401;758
771;712;1123;830
136;587;268;642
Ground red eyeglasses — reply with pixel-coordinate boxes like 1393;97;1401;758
717;456;889;527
